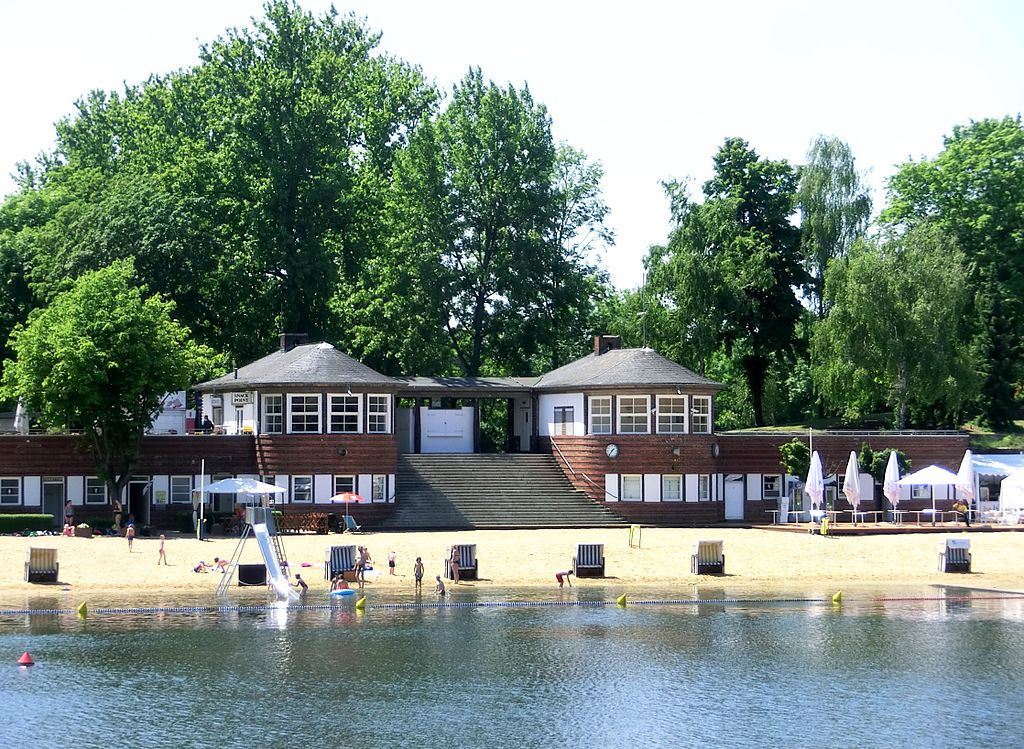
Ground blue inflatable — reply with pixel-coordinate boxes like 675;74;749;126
330;589;356;597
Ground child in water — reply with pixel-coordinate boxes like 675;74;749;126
434;575;446;596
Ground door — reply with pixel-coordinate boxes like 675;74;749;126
128;479;151;527
725;476;745;521
42;479;64;530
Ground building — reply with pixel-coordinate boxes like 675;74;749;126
0;335;969;529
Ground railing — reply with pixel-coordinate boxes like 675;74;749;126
549;438;619;501
719;429;966;437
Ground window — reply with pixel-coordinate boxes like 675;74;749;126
263;395;283;434
589;396;612;435
763;474;782;499
170;476;192;504
911;484;931;500
698;474;710;501
372;475;387;502
292;476;313;503
328;394;361;434
621;474;643;501
691;396;711;434
0;478;19;505
618;396;650;434
663;475;683;502
553;406;574;436
334;475;356;495
86;478;108;505
657;396;687;434
367;394;390;434
289;395;321;433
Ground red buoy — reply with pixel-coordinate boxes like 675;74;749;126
17;652;34;666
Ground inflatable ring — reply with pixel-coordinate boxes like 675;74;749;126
330;589;356;597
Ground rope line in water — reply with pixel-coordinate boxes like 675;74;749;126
0;594;1020;617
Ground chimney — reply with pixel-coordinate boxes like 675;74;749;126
593;335;622;356
280;333;310;353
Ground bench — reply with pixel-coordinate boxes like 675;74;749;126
691;540;725;575
939;539;971;573
573;543;605;577
445;544;478;581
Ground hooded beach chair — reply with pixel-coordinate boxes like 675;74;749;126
445;544;478;581
572;543;605;577
939;538;971;573
690;540;725;575
325;544;357;580
24;547;59;583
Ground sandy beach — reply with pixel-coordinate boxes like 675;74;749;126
2;525;1022;604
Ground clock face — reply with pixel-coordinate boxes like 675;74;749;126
605;443;619;459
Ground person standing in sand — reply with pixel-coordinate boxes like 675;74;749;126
125;521;136;552
449;545;460;584
388;550;396;575
113;499;123;534
157;534;168;565
413;557;424;589
64;499;74;528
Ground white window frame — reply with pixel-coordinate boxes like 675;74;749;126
371;475;387;502
553;406;574;436
262;394;283;434
170;476;192;504
85;477;108;505
334;475;356;495
692;395;712;434
662;474;683;502
328;394;362;434
0;478;20;505
288;395;321;434
656;395;688;434
762;474;782;499
367;394;391;434
291;476;313;503
621;474;643;501
589;396;612;435
618;395;650;435
698;474;711;502
911;484;931;500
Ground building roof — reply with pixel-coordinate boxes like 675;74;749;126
531;347;723;391
393;375;536;398
195;342;398;391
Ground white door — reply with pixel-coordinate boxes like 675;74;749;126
725;477;745;520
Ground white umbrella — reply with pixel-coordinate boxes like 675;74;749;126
898;464;958;525
956;450;976;502
883;451;901;520
842;450;862;522
13;398;28;435
203;477;286;496
805;451;825;515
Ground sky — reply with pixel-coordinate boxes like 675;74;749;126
1;1;1021;289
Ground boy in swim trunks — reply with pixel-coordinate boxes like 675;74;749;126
413;557;424;589
555;570;573;588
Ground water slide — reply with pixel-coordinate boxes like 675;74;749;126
252;523;299;602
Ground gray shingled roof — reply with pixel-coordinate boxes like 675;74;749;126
531;347;723;391
195;342;398;391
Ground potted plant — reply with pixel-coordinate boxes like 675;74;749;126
74;523;93;538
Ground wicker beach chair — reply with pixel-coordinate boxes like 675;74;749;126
572;543;605;577
445;544;478;581
690;540;725;575
939;538;971;573
325;545;357;580
24;547;59;583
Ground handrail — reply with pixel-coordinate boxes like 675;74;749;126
549;438;619;501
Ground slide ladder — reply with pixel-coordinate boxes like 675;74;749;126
215;525;250;597
214;522;295;600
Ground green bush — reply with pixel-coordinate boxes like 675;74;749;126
0;514;55;533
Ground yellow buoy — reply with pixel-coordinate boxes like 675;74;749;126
616;594;627;608
77;602;88;619
355;596;366;611
832;590;842;605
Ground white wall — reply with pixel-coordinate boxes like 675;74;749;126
746;473;763;501
314;474;333;502
68;476;84;505
604;473;619;501
537;393;585;437
23;476;41;507
643;474;661;502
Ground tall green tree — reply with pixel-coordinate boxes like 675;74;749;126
811;224;977;428
648;138;805;425
1;260;221;501
797;135;871;318
883;116;1024;428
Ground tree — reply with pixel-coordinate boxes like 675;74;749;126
811;224;977;428
648;138;805;425
779;438;810;479
883;116;1024;427
1;260;221;501
797;136;871;318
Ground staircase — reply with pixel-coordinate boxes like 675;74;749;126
381;454;627;530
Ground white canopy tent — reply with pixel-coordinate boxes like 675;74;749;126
898;464;958;524
998;468;1024;514
202;477;286;497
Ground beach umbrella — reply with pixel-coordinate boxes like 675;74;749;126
203;477;286;497
956;450;976;502
805;451;825;512
883;451;901;511
898;464;958;525
842;451;862;521
13;398;28;435
329;491;364;525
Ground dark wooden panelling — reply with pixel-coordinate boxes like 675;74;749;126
255;434;398;476
603;501;725;526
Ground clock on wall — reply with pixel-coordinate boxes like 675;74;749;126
605;443;619;459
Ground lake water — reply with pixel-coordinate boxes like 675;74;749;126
2;585;1022;749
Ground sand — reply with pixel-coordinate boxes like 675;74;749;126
2;525;1022;605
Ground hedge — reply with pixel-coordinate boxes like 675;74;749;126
0;514;56;533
